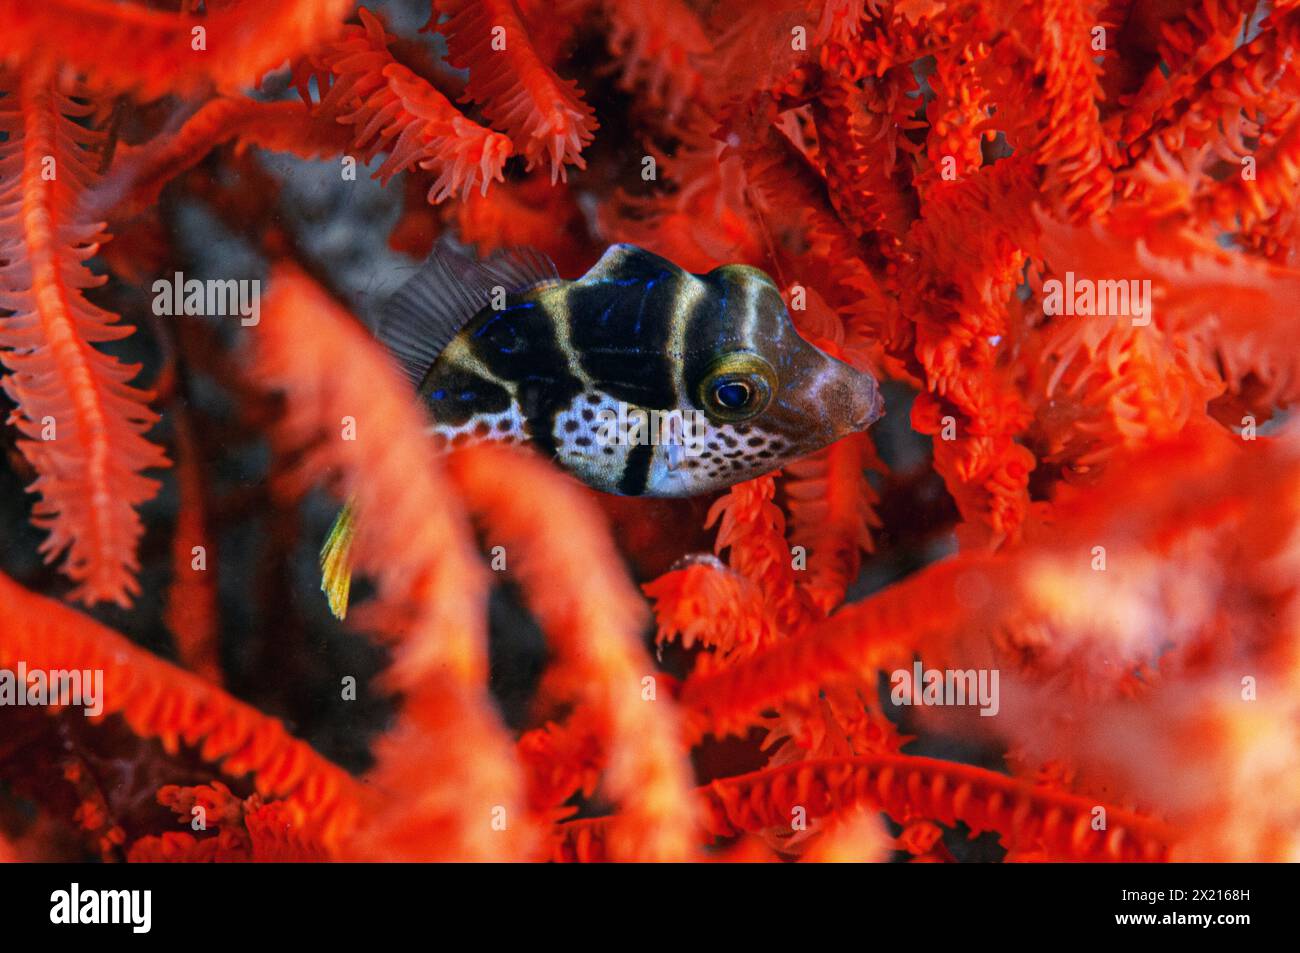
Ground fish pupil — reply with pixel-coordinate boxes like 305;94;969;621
715;381;751;409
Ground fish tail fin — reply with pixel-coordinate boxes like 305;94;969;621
320;501;356;620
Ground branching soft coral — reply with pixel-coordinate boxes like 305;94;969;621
555;754;1174;861
446;447;698;860
0;71;168;606
0;0;354;100
95;97;353;221
297;7;515;204
664;424;1299;860
0;568;363;847
0;0;356;100
432;0;597;182
602;0;713;120
254;266;532;862
128;782;329;862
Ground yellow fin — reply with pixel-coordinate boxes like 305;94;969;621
320;501;356;620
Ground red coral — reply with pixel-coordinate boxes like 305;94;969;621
0;569;363;846
433;0;597;182
0;71;168;605
297;8;514;203
0;0;355;99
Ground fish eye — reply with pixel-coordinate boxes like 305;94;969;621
714;381;752;409
698;353;776;421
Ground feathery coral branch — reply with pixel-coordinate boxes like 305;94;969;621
554;755;1175;861
128;783;330;862
602;0;712;119
254;266;536;861
1035;0;1116;220
701;756;1174;861
0;0;354;99
680;556;983;740
784;431;882;615
644;560;778;660
0;568;364;846
0;71;168;606
896;156;1038;540
708;474;816;631
433;0;597;182
163;412;220;683
446;445;699;861
298;8;514;204
93;98;353;222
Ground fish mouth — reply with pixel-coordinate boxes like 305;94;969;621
855;389;885;429
844;381;884;432
818;355;883;433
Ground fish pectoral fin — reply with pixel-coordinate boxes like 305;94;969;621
320;501;356;620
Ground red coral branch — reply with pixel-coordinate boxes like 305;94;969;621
784;431;883;614
433;0;597;182
254;266;536;861
895;156;1039;541
699;756;1174;861
0;71;168;606
554;755;1175;862
128;782;329;862
708;474;816;631
0;0;354;99
95;98;353;221
602;0;712;119
446;445;699;861
679;556;983;740
163;412;220;684
644;561;778;661
299;8;514;204
1035;0;1117;220
0;569;364;846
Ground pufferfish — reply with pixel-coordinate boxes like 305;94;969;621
320;242;884;617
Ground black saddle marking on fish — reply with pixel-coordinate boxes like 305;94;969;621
456;292;584;458
566;276;680;409
423;364;513;426
619;441;655;496
582;243;680;286
681;273;732;388
567;243;764;412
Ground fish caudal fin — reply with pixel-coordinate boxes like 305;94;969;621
320;502;356;620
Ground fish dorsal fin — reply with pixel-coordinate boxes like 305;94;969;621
377;242;558;387
579;243;681;285
482;245;561;293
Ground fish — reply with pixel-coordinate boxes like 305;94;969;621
320;242;884;618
